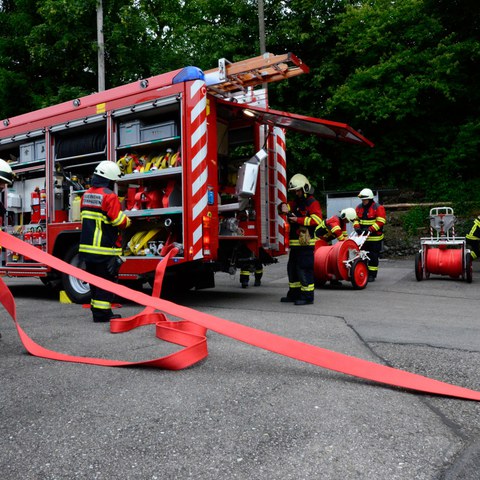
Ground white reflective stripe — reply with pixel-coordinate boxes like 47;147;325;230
193;193;208;220
191;118;207;148
192;169;208;197
277;159;286;180
190;80;204;100
276;140;285;160
191;96;206;125
192;142;207;172
193;223;202;245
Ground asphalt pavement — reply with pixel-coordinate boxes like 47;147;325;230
1;256;480;479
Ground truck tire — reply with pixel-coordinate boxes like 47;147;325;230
61;245;91;304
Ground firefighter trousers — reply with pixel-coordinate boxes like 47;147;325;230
467;239;479;260
285;246;315;302
362;240;382;278
85;257;120;321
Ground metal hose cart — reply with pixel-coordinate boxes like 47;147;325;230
415;206;473;282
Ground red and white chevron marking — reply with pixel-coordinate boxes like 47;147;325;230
275;127;287;250
188;80;208;260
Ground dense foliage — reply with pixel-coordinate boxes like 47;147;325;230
0;0;478;206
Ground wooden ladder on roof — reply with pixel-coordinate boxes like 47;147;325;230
204;52;309;97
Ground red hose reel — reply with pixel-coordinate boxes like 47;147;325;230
314;236;369;289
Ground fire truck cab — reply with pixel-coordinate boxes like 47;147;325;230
0;53;372;303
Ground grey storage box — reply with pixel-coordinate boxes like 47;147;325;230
236;161;260;197
140;121;177;143
118;120;142;146
19;142;35;163
35;140;46;161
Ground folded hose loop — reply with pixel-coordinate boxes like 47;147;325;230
0;231;479;401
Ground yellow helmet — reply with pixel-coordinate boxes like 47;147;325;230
340;207;357;222
358;188;374;200
288;173;311;193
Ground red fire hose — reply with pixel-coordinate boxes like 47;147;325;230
0;231;479;401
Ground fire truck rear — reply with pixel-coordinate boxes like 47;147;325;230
0;53;372;303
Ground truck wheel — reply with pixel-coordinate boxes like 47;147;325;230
61;245;91;304
350;259;368;289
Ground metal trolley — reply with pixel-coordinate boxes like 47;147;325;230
415;206;473;282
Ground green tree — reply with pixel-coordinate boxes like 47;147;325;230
319;0;480;200
0;0;41;117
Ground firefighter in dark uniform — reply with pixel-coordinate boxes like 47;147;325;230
352;188;386;282
279;174;322;305
466;215;480;260
314;208;358;287
0;159;13;338
79;161;131;322
240;260;263;288
314;207;358;244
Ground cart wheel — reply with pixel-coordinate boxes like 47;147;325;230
350;259;368;289
465;252;473;283
415;252;423;281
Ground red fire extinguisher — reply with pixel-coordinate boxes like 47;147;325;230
40;188;47;221
31;188;40;223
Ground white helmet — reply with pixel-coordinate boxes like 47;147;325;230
340;207;357;222
358;188;374;200
288;173;311;193
94;160;123;181
0;158;13;185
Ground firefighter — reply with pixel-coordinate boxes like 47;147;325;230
315;207;358;244
0;159;13;339
79;161;131;322
0;158;13;226
314;207;357;287
466;215;480;260
240;260;263;288
352;188;386;282
279;174;322;305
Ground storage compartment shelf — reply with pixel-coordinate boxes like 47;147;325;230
55;150;106;163
11;161;46;172
120;166;182;182
125;207;182;217
121;255;184;260
117;136;180;150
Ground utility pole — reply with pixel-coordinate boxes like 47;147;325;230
97;0;105;92
258;0;266;54
258;0;268;103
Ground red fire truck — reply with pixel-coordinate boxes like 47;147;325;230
0;53;373;303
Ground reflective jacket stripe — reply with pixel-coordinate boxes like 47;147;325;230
466;218;480;240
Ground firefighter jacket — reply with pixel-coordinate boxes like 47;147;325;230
315;215;347;242
79;186;130;257
287;194;323;247
353;200;386;242
466;216;480;241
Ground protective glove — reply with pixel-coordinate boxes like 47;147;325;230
106;256;123;277
355;228;363;235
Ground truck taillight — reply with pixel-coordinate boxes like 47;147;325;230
203;214;211;254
